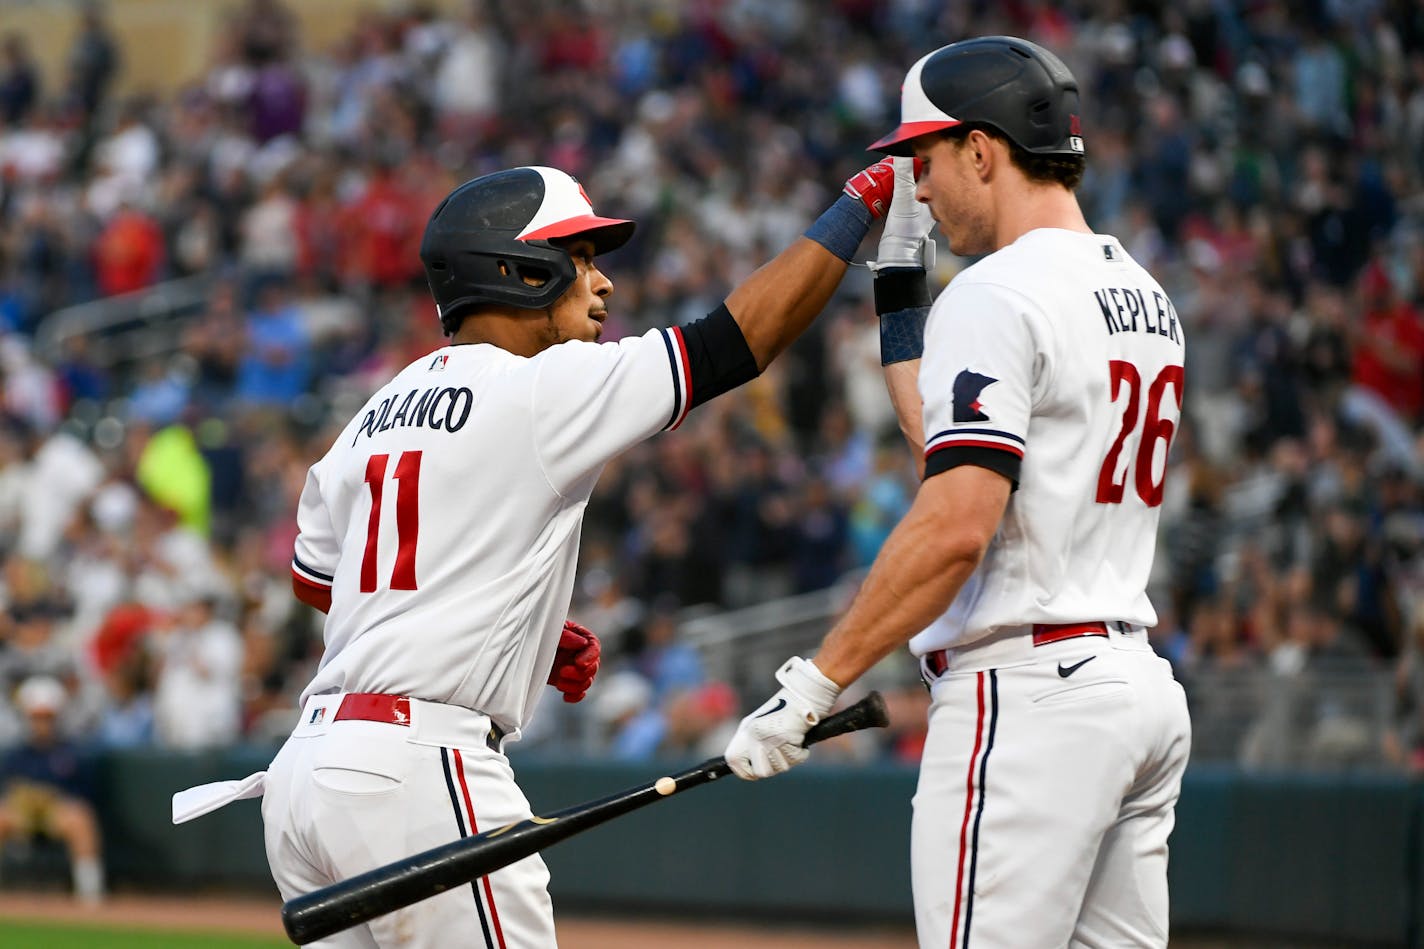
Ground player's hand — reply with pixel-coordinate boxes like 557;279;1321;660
842;159;897;219
871;155;935;271
724;656;841;780
549;620;600;703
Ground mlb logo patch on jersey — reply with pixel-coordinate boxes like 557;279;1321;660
309;706;326;725
953;370;997;423
428;354;450;372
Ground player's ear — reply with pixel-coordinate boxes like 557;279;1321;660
968;129;995;180
497;260;551;288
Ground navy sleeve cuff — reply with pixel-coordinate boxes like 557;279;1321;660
924;445;1021;488
679;303;760;411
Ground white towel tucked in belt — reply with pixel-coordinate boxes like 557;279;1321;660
172;771;266;824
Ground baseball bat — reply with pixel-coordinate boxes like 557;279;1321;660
282;691;889;944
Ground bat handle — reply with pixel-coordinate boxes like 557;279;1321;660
693;691;892;785
804;690;890;747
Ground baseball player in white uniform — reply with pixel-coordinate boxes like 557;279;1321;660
173;161;901;946
724;37;1192;949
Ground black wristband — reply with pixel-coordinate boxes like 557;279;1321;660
879;306;929;365
873;267;932;316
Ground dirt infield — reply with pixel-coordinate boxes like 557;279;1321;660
0;893;1340;947
0;892;918;947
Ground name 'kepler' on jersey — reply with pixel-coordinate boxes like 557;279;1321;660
1093;285;1182;343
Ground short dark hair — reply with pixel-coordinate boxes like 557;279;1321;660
943;123;1085;190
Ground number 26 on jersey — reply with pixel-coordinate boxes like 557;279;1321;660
1096;362;1183;508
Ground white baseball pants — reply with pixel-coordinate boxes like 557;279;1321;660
912;630;1190;949
262;695;557;948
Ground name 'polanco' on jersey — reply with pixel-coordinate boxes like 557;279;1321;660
352;385;474;445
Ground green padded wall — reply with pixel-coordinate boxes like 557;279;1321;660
98;748;1421;944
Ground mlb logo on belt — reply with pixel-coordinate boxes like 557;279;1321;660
429;354;449;372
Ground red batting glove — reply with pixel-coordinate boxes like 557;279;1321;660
549;620;601;703
842;159;897;219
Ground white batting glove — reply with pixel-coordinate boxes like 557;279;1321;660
724;657;842;781
869;156;935;272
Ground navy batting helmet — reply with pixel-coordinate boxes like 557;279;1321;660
420;166;635;334
870;36;1083;158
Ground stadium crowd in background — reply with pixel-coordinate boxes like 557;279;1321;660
0;0;1421;778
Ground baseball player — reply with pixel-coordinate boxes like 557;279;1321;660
173;161;900;947
725;37;1192;949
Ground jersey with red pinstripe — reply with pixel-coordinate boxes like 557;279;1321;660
912;229;1185;654
291;326;693;737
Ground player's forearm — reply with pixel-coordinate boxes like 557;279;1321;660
812;498;984;687
872;267;931;467
726;238;850;371
727;177;885;370
883;358;926;470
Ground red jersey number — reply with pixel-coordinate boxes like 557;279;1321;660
361;450;422;592
1096;363;1183;507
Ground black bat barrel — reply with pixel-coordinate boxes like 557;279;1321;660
282;692;888;944
282;761;724;944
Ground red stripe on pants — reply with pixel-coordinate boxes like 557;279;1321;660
949;672;985;949
452;749;508;949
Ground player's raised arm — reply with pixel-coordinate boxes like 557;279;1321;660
867;156;937;466
725;161;898;371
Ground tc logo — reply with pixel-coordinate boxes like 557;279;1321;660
953;370;997;423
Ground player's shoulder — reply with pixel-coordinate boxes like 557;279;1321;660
951;229;1082;287
530;326;673;374
939;248;1048;318
942;229;1155;312
401;343;523;378
348;345;522;423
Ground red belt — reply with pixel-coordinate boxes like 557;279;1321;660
923;622;1112;678
333;693;505;750
335;693;411;725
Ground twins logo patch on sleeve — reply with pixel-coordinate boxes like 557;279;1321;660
952;370;998;423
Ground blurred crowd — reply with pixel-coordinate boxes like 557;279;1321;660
0;0;1421;807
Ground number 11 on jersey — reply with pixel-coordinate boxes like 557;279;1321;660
362;451;422;592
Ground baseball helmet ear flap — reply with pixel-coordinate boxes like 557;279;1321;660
420;166;636;334
423;235;577;327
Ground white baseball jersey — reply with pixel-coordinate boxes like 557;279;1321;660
911;228;1185;654
290;327;696;735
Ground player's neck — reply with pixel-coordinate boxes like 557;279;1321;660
992;183;1091;250
452;311;547;358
